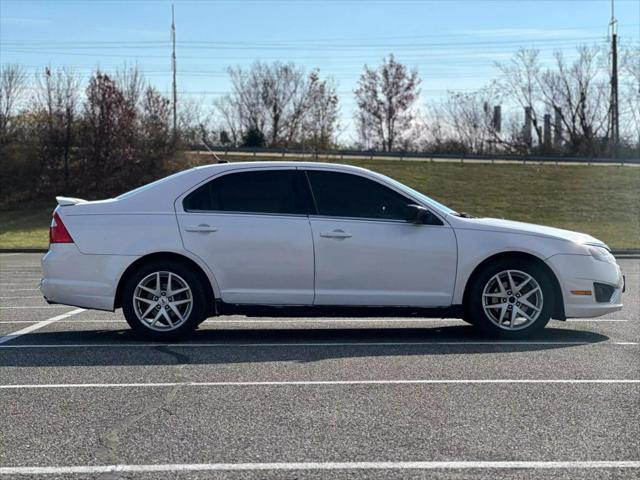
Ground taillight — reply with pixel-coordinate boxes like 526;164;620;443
49;212;74;244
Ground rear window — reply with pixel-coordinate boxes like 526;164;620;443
117;170;190;199
183;170;310;215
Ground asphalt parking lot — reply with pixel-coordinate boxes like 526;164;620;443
0;253;638;479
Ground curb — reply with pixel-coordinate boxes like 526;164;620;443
0;248;48;253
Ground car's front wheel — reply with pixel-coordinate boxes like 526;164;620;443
122;261;206;340
466;259;554;338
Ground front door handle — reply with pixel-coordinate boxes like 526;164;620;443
320;230;352;239
185;224;218;233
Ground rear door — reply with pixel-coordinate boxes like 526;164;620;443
176;167;315;305
305;169;457;307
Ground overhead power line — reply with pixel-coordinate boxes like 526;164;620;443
0;36;612;50
6;41;630;60
5;22;637;45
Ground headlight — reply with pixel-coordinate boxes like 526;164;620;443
587;245;616;264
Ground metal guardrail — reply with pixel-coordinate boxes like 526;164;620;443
192;146;640;165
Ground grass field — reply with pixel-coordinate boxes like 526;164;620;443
0;203;53;250
1;159;638;249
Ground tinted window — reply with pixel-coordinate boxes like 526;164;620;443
307;170;411;220
184;170;310;215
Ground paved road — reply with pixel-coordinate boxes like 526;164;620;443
0;253;638;479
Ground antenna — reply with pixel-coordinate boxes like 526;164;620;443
200;126;227;163
171;4;177;143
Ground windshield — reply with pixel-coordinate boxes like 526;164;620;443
378;174;459;215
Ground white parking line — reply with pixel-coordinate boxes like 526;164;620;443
1;379;639;390
207;318;466;323
0;318;630;323
0;306;71;309
0;296;43;300
0;340;637;348
0;289;39;292
0;309;84;345
206;318;629;324
566;319;630;322
0;460;639;475
0;319;114;323
0;317;469;322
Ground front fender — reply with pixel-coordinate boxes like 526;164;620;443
452;228;572;305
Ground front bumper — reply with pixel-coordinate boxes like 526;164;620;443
41;244;137;311
546;253;624;318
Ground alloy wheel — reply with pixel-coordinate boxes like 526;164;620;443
133;271;193;331
481;269;543;330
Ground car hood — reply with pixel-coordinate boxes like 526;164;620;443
450;217;607;247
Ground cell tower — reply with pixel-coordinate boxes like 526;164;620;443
171;4;177;142
609;0;619;153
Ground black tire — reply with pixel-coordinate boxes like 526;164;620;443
122;260;207;341
466;258;555;339
460;314;475;326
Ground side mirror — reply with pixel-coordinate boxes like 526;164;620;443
405;204;430;224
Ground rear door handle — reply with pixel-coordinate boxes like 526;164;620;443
320;230;352;239
185;224;218;233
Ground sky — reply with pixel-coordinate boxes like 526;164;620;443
1;0;639;141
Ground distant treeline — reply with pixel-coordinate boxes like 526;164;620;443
1;67;177;204
1;44;638;204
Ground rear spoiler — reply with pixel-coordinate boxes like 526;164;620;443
56;196;87;207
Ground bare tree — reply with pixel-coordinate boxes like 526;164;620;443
436;90;498;153
539;46;609;155
263;62;308;146
354;55;420;151
227;64;266;137
497;46;610;156
0;64;28;139
621;47;640;151
178;96;214;148
496;49;544;147
115;63;146;111
214;94;242;147
302;70;339;152
140;86;171;148
226;62;309;147
32;66;81;191
82;72;136;194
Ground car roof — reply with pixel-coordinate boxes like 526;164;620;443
191;161;369;174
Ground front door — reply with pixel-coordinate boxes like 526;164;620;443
305;169;457;307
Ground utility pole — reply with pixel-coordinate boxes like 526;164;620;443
609;0;619;154
523;106;533;149
543;113;552;151
492;105;501;133
171;4;177;143
553;106;563;148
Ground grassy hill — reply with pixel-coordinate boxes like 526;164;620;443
1;159;638;249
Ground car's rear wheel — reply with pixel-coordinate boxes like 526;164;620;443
466;259;554;338
122;261;206;340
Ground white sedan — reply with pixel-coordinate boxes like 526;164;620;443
41;162;624;340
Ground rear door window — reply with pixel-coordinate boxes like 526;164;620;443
183;169;312;215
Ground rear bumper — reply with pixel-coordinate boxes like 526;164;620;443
40;244;137;311
546;253;624;318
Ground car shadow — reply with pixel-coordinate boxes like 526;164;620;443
0;325;610;368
